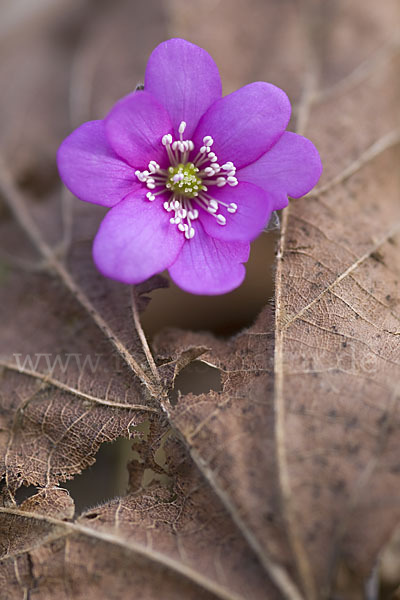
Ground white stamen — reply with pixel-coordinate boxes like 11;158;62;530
216;214;226;225
185;227;195;239
137;126;239;240
162;134;173;146
148;161;160;173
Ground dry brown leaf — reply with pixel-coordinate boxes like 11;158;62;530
156;0;400;598
0;0;399;599
0;440;276;600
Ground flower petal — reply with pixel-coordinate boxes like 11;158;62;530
168;222;250;295
193;82;291;170
200;182;272;242
105;91;172;169
145;38;222;139
93;191;184;284
238;131;323;205
57;121;139;207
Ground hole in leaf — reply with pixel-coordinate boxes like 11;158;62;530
15;484;38;504
141;468;171;488
128;420;151;441
142;229;279;338
84;512;99;520
0;477;38;504
63;437;135;515
153;429;173;469
170;361;222;405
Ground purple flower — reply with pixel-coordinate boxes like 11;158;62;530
57;38;322;295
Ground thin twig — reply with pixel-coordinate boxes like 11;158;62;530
0;157;159;397
305;129;400;199
313;34;400;105
130;287;160;383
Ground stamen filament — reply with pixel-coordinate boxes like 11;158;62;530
135;129;238;237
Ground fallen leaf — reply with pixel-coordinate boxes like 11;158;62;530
0;1;399;599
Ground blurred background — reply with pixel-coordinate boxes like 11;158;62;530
0;0;295;341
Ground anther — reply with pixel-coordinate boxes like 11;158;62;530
185;227;195;239
148;161;160;173
162;134;173;146
216;214;226;225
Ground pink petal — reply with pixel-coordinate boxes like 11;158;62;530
145;38;222;139
105;91;172;169
57;121;139;207
93;191;184;284
238;131;323;204
200;182;272;242
193;82;291;170
168;222;250;295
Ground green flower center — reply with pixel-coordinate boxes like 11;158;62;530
166;163;203;198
